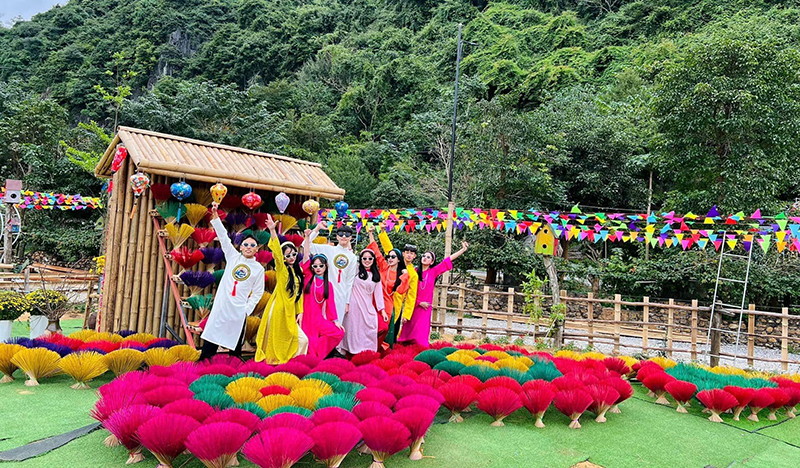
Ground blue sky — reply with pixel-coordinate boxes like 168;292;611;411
2;0;64;23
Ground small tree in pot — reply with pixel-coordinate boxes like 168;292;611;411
0;291;30;342
26;289;70;335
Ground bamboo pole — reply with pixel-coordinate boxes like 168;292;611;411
642;296;649;351
782;307;789;371
691;299;698;360
481;286;489;340
587;292;594;348
99;166;124;332
137;191;155;332
127;183;148;330
457;286;465;335
613;294;621;355
151;213;166;336
112;161;135;332
506;287;514;338
747;305;755;367
667;299;674;358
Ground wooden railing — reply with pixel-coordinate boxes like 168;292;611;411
430;283;800;371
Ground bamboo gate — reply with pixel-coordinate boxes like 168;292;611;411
429;283;800;371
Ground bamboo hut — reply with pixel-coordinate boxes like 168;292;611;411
94;126;344;339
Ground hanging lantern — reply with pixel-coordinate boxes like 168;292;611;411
275;192;290;214
242;191;262;210
334;201;349;218
111;147;128;172
302;199;320;215
128;172;151;219
171;180;192;201
210;182;228;205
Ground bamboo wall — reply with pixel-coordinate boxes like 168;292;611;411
98;159;311;342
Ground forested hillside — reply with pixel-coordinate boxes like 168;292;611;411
1;0;799;304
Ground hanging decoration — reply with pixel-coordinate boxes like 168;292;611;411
302;199;320;216
128;172;151;220
170;180;192;222
210;182;228;205
318;205;800;253
242;191;263;211
275;192;291;214
0;188;103;210
111;147;128;172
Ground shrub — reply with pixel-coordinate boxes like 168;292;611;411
0;291;30;321
26;289;68;318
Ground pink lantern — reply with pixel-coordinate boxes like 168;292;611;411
242;191;262;210
275;192;290;214
129;172;151;219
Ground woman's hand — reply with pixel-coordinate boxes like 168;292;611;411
381;310;389;322
420;302;431;309
265;214;277;232
304;229;313;238
314;220;327;232
296;313;303;325
210;202;219;220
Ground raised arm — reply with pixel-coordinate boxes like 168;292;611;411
449;241;469;262
366;224;388;273
210;203;237;260
378;229;393;254
402;269;419;321
266;214;286;277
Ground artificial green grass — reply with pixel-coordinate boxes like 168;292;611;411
5;373;800;468
10;318;84;339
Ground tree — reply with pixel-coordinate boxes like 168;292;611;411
652;24;800;213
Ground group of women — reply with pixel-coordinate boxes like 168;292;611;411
200;203;468;364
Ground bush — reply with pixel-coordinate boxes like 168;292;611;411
0;291;30;321
453;334;466;342
429;331;441;341
26;289;68;317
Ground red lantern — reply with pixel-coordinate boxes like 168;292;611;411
242;191;262;210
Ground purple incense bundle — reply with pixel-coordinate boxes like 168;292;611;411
180;270;216;295
201;247;225;265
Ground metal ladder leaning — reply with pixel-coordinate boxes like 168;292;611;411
707;241;753;367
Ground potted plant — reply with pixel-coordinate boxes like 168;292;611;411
0;291;29;342
26;289;69;336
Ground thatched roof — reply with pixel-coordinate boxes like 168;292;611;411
95;126;344;199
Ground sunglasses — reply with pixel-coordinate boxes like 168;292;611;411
311;264;326;269
386;254;398;259
241;242;257;248
337;232;352;238
285;252;298;259
361;256;375;261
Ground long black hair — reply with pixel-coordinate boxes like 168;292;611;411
271;242;302;303
304;255;330;299
388;248;403;292
417;251;436;281
358;249;381;283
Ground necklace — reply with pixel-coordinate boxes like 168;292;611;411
383;269;397;297
313;277;325;304
419;268;430;291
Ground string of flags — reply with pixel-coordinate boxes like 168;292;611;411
0;188;103;210
320;205;800;253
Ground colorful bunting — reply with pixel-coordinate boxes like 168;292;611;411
0;188;103;210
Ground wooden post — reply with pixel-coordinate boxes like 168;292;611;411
781;307;789;371
533;293;540;341
667;299;674;357
642;296;649;352
112;161;135;332
710;309;722;367
439;200;455;335
127;184;148;331
587;292;594;348
691;299;698;360
137;192;154;333
100;163;125;332
82;280;94;329
747;305;755;368
506;287;514;339
456;285;465;335
613;294;621;355
481;286;489;340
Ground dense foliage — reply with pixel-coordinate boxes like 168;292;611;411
1;0;799;305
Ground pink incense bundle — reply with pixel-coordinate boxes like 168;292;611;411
191;228;217;247
185;422;251;468
103;404;163;464
352;350;381;366
242;428;314;468
340;370;378;387
170;247;205;270
520;386;555;428
274;361;311;378
311;407;360;426
552;375;585;392
664;380;697;414
450;375;484;392
481;376;523;394
356;388;398;408
585;384;620;423
144;385;194;407
642;373;675;405
310;422;362;468
372;359;399;372
358;416;412;468
393;408;436;460
439;382;478;423
396;384;444;404
783;387;800;418
260;385;291;397
91;389;146;448
198;364;238;377
697;389;738;423
387;367;420;380
764;388;790;420
258;413;314;433
358;364;389;381
137;413;200;468
603;377;633;414
723;386;755;421
205;408;261;433
420;369;452;383
748;389;775;422
602;357;632;377
553;389;593;429
353;401;394;420
522;379;557;394
162;399;215;423
476;387;522;427
395;394;441;415
400;361;432;375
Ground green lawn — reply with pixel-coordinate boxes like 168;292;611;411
10;318;85;340
3;369;800;468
